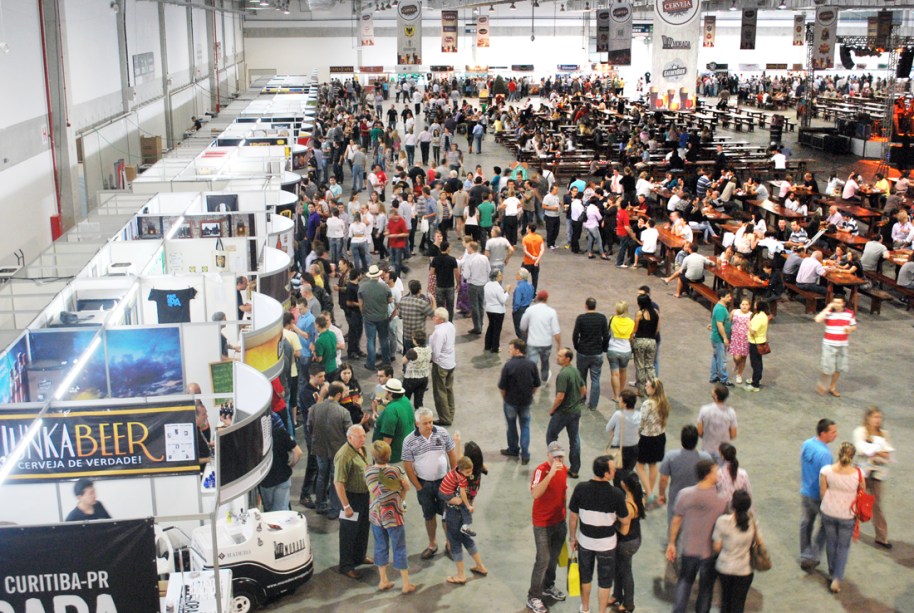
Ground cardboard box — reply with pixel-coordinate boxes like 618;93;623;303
141;135;163;156
142;155;161;166
125;165;138;182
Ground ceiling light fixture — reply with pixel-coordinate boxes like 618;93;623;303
489;3;495;11
777;0;786;9
729;1;737;11
510;2;517;9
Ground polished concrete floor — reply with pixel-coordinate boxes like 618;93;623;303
272;99;913;613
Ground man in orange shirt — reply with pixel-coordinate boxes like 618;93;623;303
522;224;545;292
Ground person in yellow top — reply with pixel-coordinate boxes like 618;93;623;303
873;173;890;197
606;302;636;404
746;300;771;392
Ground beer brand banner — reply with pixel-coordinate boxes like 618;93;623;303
812;6;838;70
596;9;610;53
793;14;805;46
740;9;757;50
0;404;199;482
441;10;458;53
477;15;490;48
0;519;159;612
359;12;375;47
703;16;715;48
651;0;700;111
397;0;422;65
608;0;633;65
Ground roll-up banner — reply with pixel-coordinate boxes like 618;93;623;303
703;16;715;48
651;0;700;111
0;519;159;613
596;9;610;53
608;0;633;65
359;12;375;47
397;0;423;65
477;14;490;48
812;6;838;70
442;10;458;53
217;412;272;503
0;403;199;481
740;9;757;50
793;14;805;46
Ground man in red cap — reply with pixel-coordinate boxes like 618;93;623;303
520;290;561;385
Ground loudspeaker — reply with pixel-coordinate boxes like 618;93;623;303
897;49;914;79
839;45;855;70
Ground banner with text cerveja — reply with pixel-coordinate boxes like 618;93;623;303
596;9;610;53
397;0;422;65
0;518;159;613
793;14;805;46
476;15;490;48
740;9;757;50
608;0;633;65
703;16;715;48
812;6;838;70
359;12;375;47
0;404;199;482
651;0;700;111
441;10;458;53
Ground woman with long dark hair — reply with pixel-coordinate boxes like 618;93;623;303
717;443;752;511
611;471;645;613
712;489;757;613
631;294;659;396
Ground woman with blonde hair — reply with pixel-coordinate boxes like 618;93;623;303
853;407;893;548
606;301;635;404
636;377;670;506
819;442;861;593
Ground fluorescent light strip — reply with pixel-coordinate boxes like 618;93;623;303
53;336;102;400
0;418;44;485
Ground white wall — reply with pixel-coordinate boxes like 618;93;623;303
0;153;58;254
0;3;47;130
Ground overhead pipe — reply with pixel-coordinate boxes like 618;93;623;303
38;0;63;239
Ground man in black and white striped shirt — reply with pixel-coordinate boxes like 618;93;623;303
568;455;629;613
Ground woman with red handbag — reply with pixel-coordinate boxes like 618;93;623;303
819;442;861;594
853;407;893;549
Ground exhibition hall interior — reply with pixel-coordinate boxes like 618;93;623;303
0;0;912;612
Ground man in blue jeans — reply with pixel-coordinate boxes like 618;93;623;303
306;382;350;519
799;418;837;570
526;441;569;613
709;289;733;385
358;265;393;369
498;338;541;465
520;290;561;384
666;459;728;613
572;297;609;411
546;348;586;479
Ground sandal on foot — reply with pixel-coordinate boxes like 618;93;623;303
420;546;438;560
446;576;467;585
470;567;488;576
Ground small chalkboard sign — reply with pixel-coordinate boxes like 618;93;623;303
209;360;234;394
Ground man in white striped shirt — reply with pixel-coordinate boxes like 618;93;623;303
568;455;629;613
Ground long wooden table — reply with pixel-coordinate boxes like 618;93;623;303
656;226;686;276
707;256;768;299
824;270;866;314
747;199;809;226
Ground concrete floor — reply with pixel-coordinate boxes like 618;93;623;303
270;99;914;613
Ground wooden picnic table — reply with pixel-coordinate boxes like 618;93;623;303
747;199;809;226
823;230;869;250
656;226;686;276
707;256;768;298
824;270;866;314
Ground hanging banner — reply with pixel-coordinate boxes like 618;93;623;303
441;10;458;53
397;0;422;65
740;9;757;50
812;6;838;70
793;14;805;46
359;12;375;47
596;9;610;53
651;0;700;111
0;519;159;612
608;0;633;65
477;14;490;48
0;403;199;482
703;16;715;48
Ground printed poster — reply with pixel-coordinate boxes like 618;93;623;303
703;15;716;48
441;10;458;53
359;12;374;47
812;6;838;70
608;0;633;65
397;0;422;65
740;9;757;50
596;9;610;53
477;14;490;48
793;14;805;46
651;0;700;111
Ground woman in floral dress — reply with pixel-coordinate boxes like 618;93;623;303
728;296;752;385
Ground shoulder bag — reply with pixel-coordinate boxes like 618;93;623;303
851;466;875;540
756;341;771;355
749;515;772;572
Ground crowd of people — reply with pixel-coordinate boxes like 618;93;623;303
231;76;904;612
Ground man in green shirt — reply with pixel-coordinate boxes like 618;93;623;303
710;289;733;386
333;424;371;578
478;197;496;251
314;314;339;378
372;378;415;464
546;348;586;478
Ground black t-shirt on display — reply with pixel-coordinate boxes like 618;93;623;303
148;287;197;323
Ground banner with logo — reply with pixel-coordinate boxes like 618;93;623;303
359;12;375;47
608;0;633;65
0;404;199;482
812;6;838;70
703;16;715;48
793;14;805;46
0;519;159;612
397;0;422;65
651;0;700;111
740;9;757;50
441;10;458;53
596;9;610;53
477;15;490;48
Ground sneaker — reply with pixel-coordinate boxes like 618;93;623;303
747;385;760;392
526;596;548;613
460;525;477;537
521;457;530;465
735;375;743;384
543;371;551;385
299;495;316;509
500;448;520;457
723;381;735;387
543;585;567;601
579;606;591;613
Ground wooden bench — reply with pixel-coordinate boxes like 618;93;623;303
865;271;914;310
641;253;660;276
785;282;821;314
859;287;894;315
688;281;719;308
